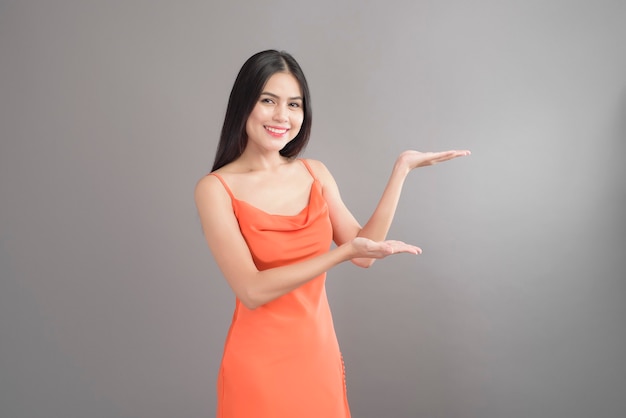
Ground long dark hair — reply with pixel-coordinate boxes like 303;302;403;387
211;50;313;172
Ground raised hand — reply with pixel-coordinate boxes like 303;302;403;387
350;236;422;259
397;149;471;171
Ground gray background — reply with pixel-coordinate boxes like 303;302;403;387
1;0;625;417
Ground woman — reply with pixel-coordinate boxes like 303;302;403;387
195;50;469;418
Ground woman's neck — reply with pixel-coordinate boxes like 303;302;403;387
235;147;291;172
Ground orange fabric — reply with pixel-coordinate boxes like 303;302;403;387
209;160;350;418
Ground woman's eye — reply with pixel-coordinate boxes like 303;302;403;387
289;102;301;108
261;98;274;104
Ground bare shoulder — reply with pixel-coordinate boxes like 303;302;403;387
195;173;220;195
194;174;230;208
301;158;334;183
301;158;327;172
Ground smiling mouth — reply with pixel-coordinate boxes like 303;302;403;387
265;126;289;136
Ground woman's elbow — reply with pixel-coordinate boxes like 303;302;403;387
351;258;376;268
238;286;265;310
238;291;260;310
241;300;260;310
229;275;263;310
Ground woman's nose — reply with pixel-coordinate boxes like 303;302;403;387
273;105;288;122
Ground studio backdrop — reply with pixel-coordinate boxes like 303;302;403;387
1;1;625;417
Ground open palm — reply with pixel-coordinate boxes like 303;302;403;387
399;149;471;170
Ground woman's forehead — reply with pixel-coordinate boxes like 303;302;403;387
261;72;302;97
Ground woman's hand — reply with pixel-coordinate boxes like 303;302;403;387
349;237;422;260
396;149;471;173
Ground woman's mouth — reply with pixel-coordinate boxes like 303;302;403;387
265;126;289;137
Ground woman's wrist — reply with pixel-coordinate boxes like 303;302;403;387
336;240;358;262
393;153;412;177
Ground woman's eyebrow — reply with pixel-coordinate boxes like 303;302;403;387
260;91;303;101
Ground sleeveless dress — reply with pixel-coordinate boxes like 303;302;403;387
209;159;351;418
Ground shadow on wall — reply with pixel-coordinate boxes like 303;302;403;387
609;87;626;272
617;88;626;156
612;88;626;213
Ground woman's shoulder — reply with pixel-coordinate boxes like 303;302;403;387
300;158;334;178
299;158;330;175
196;160;241;187
195;171;231;204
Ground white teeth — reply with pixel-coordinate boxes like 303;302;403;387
266;126;287;134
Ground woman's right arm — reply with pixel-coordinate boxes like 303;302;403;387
195;175;418;309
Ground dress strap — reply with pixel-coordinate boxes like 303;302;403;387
299;159;317;181
208;173;236;201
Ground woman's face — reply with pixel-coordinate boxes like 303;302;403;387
245;72;304;154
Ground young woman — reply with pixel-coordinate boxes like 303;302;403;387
195;50;470;418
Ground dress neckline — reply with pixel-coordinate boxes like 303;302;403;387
229;179;318;218
209;159;319;218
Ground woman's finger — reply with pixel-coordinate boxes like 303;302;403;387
385;240;422;255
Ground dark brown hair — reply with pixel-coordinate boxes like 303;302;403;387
211;50;312;171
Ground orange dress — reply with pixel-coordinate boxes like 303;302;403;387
209;159;351;418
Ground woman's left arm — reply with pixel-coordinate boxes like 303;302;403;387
311;149;470;267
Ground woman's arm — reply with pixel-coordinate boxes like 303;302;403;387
195;175;419;309
311;150;470;268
